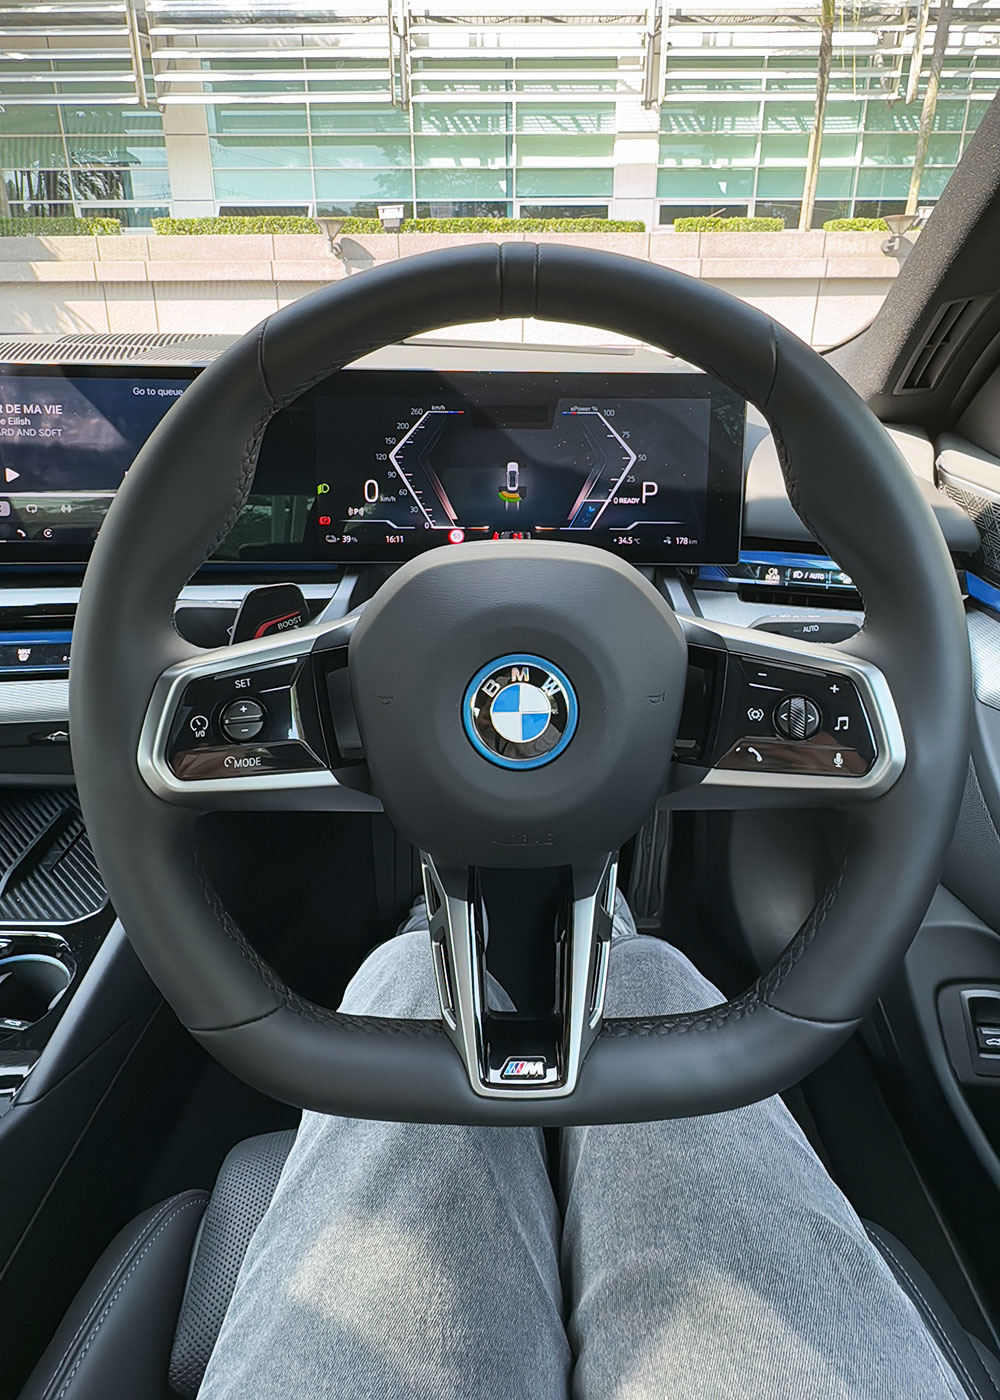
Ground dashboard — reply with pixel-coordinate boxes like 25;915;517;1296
0;365;745;567
0;332;984;786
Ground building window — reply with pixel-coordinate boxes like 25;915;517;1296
657;168;754;201
218;205;310;217
518;203;609;220
658;204;750;225
853;198;911;221
415;169;511;202
0;104;171;225
414;200;510;220
5;199;75;220
77;205;169;228
515;168;612;199
214;169;313;203
210;137;312;170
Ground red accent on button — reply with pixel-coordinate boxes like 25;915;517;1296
253;611;301;639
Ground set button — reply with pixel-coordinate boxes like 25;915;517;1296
219;697;266;743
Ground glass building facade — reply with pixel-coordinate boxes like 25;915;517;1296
0;2;997;229
656;50;995;226
0;103;171;227
206;97;616;222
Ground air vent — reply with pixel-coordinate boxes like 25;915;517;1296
0;332;236;366
52;332;198;356
897;295;995;393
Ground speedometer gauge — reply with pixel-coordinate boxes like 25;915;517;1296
388;408;461;530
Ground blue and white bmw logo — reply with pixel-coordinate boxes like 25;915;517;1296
463;654;578;770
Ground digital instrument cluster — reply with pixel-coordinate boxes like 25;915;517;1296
312;372;745;563
0;365;746;565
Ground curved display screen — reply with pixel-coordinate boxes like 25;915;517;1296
313;371;744;563
0;365;745;566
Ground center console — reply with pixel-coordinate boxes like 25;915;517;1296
0;788;111;1108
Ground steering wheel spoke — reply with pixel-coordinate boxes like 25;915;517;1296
137;612;378;811
667;616;905;807
423;853;617;1098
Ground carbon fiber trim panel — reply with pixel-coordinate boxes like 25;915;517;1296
0;790;106;925
943;480;1000;574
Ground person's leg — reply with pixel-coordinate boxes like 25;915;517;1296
198;930;569;1400
561;933;967;1400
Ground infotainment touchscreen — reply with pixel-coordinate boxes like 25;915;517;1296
0;370;188;555
0;365;745;566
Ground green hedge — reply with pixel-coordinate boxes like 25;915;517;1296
151;215;646;236
672;216;785;233
397;217;645;233
0;216;121;236
152;216;320;235
822;217;889;232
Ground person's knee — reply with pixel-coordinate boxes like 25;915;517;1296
339;923;722;1022
339;929;440;1019
604;935;722;1017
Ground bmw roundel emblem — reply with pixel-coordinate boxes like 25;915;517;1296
463;654;578;770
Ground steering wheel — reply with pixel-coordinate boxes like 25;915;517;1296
69;244;971;1124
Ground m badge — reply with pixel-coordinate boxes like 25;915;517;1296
500;1056;548;1081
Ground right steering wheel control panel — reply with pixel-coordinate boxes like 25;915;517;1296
677;643;878;780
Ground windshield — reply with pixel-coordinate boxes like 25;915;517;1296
0;1;996;349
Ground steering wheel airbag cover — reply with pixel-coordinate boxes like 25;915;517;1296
349;541;687;868
70;243;971;1123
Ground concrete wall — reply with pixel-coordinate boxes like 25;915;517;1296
0;230;908;349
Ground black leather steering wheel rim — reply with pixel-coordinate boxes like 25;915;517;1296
70;243;971;1123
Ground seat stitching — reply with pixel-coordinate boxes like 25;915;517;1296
47;1197;204;1400
875;1236;993;1400
876;1237;988;1400
36;1193;205;1398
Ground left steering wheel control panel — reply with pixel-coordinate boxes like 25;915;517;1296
165;656;326;783
142;616;365;802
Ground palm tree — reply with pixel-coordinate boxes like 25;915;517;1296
906;0;954;215
799;0;836;231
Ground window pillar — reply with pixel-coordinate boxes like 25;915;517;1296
162;81;215;217
610;98;658;228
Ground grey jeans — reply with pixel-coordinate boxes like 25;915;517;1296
199;920;966;1400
